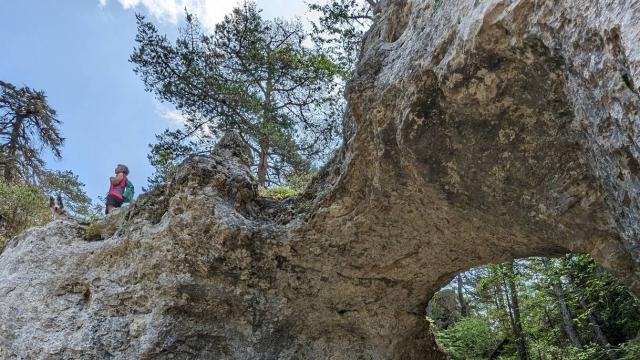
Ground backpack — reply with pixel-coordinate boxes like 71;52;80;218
122;179;135;203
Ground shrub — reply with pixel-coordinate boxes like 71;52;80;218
83;222;103;241
561;345;610;360
434;317;497;360
0;180;50;250
621;335;640;360
285;170;316;192
259;185;302;200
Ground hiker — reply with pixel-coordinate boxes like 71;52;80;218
105;164;133;214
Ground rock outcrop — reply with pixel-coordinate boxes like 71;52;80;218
2;0;640;358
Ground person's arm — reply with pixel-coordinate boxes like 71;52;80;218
109;173;124;185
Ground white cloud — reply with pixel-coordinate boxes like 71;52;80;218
155;103;219;139
155;102;187;125
100;0;316;30
100;0;241;30
258;0;308;20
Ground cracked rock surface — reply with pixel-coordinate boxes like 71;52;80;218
2;0;640;358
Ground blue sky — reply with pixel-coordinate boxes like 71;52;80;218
0;0;310;202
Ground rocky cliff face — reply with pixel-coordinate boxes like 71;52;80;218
2;0;640;358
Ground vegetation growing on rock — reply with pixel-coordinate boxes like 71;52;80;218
82;222;103;241
258;185;301;200
0;180;49;250
0;80;95;250
132;1;343;187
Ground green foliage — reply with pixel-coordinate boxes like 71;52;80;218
0;79;95;252
284;169;317;192
621;335;640;359
308;0;379;77
259;185;301;200
563;345;610;360
426;289;461;329
564;255;640;344
258;168;317;200
0;180;50;249
84;199;106;223
83;222;103;241
434;317;496;359
0;80;63;183
146;129;203;188
431;255;640;360
132;1;343;186
38;169;93;217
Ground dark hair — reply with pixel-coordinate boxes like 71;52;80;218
117;164;130;175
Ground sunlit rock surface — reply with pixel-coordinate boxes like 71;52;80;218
2;0;640;358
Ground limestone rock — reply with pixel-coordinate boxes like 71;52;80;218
2;0;640;358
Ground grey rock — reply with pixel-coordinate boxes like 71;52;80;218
2;0;640;358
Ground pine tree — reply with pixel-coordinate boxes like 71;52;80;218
540;257;584;349
0;80;63;183
131;1;342;186
0;80;92;219
308;0;382;76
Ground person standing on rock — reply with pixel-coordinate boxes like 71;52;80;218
105;164;131;214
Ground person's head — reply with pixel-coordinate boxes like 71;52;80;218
115;164;129;175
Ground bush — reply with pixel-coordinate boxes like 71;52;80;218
621;335;640;360
259;185;302;200
434;317;497;360
0;181;50;250
83;222;103;241
559;345;611;360
285;170;316;192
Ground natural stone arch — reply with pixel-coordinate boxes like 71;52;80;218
289;0;640;356
1;0;640;359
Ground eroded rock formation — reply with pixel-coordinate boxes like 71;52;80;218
2;0;640;358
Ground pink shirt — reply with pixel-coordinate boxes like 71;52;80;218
108;175;126;200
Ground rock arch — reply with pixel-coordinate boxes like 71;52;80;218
1;0;640;359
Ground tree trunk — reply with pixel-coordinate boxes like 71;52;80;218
565;257;619;360
578;296;618;360
488;338;510;360
543;307;554;330
506;262;529;360
4;114;24;183
257;141;268;187
258;58;273;188
495;283;512;335
503;282;517;335
541;257;583;348
456;274;468;317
